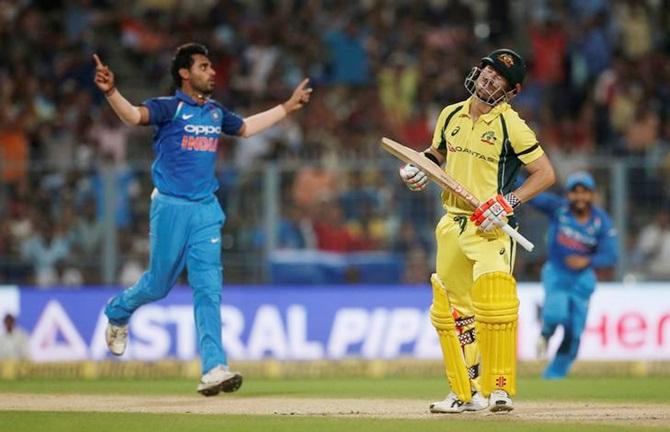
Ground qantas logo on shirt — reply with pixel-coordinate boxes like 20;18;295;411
183;125;222;135
447;142;496;163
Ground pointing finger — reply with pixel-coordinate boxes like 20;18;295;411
93;54;104;68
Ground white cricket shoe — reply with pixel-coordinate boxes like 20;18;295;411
197;364;243;397
105;323;128;356
430;391;488;413
489;389;514;412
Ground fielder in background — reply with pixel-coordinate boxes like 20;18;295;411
529;171;618;379
93;43;312;396
399;49;555;413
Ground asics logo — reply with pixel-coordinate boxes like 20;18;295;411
184;125;221;135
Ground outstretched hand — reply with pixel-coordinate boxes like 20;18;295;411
93;54;116;96
282;78;313;113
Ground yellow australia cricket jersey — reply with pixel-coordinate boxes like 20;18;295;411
431;97;544;214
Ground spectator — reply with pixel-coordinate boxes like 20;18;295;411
291;165;338;212
21;220;70;287
277;204;315;250
0;1;669;284
70;199;103;259
323;16;371;85
377;53;419;125
615;0;653;60
0;107;29;188
313;199;364;252
89;107;132;165
632;207;670;280
0;314;29;360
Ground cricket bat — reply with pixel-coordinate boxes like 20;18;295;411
381;137;535;252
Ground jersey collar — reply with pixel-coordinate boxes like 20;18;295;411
460;96;510;123
175;89;209;106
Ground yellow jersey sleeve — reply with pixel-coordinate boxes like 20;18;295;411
506;113;544;165
431;103;464;152
431;107;450;151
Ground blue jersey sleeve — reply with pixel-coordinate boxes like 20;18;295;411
591;210;618;268
142;97;179;126
220;107;244;136
526;191;566;218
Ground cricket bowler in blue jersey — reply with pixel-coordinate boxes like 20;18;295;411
93;44;312;396
529;171;618;379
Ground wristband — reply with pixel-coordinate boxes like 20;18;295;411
504;192;520;209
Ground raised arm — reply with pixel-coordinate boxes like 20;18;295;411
526;191;565;217
237;78;313;138
93;54;150;126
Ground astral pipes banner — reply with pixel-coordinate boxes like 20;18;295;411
1;283;669;362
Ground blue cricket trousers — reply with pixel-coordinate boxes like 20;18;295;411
540;262;596;379
105;190;227;374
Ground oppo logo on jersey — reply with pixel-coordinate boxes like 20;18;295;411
183;124;222;135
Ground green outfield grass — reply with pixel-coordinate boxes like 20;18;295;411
1;376;669;431
0;411;663;432
1;376;670;402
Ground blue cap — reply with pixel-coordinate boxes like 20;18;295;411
566;171;595;191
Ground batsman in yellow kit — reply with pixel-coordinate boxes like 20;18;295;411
399;49;556;413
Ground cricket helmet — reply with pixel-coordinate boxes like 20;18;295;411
480;48;526;88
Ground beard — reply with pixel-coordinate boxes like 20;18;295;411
192;78;214;96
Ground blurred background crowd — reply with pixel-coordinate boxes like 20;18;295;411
1;0;670;287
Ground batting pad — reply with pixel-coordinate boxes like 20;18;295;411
429;274;473;402
472;271;519;397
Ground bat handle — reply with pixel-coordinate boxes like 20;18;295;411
501;224;535;252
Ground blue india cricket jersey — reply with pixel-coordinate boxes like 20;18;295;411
142;90;244;201
529;192;618;273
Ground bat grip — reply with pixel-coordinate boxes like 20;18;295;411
501;224;535;252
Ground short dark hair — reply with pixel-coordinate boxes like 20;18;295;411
170;43;209;89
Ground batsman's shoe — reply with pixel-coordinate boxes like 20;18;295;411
489;389;513;412
430;391;488;413
105;323;128;356
197;365;243;397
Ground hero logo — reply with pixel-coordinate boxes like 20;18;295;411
184;125;221;135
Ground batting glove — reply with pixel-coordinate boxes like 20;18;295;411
470;193;519;232
399;164;428;192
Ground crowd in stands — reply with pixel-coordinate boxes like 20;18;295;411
1;0;670;285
